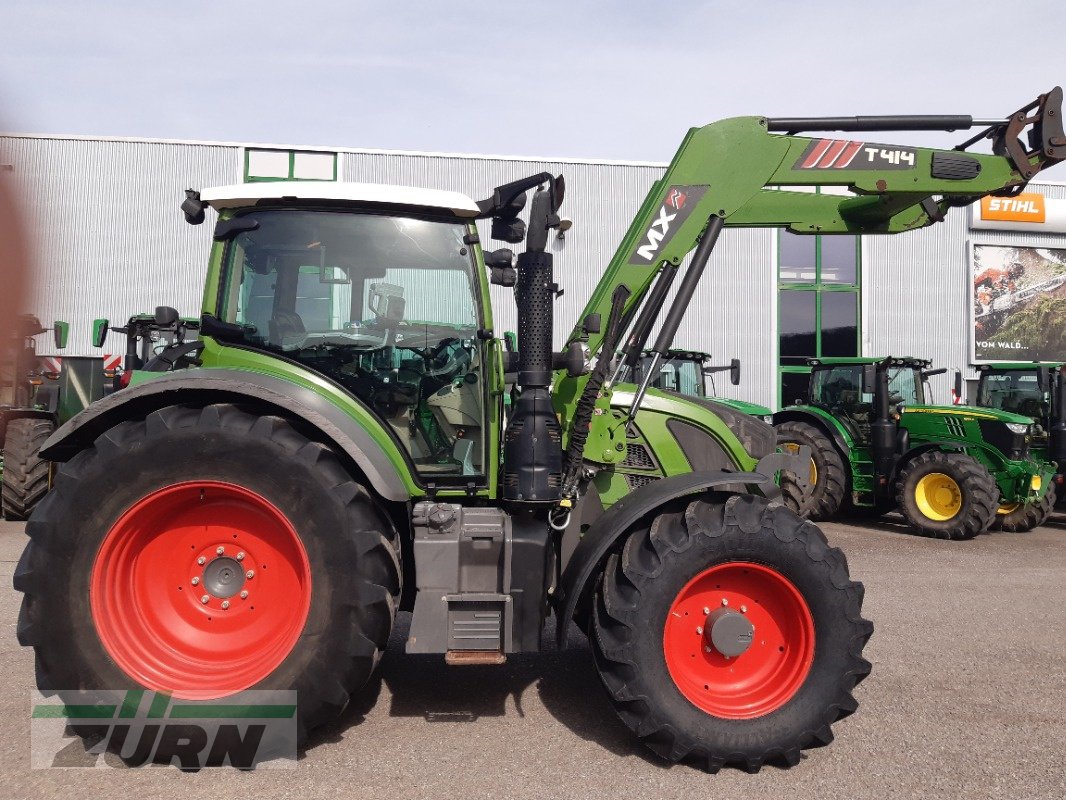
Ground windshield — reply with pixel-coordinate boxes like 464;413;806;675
646;355;705;397
887;367;923;407
978;369;1048;419
219;209;487;480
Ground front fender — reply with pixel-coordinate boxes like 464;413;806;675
553;454;803;648
39;368;415;502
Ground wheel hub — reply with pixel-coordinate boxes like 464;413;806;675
706;607;755;657
201;556;245;598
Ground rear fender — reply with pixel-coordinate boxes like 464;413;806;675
38;368;414;502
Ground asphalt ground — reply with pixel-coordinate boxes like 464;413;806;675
0;514;1064;800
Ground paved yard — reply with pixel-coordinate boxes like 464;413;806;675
0;514;1064;799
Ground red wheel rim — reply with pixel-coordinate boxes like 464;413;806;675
663;561;815;719
90;481;311;700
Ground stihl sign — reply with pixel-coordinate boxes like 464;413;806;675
980;194;1046;223
971;192;1066;233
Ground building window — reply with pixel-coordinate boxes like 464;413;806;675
245;149;337;182
777;229;860;406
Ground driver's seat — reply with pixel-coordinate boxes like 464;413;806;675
269;310;306;348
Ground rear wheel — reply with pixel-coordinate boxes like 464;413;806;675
775;421;847;520
895;451;998;539
992;484;1056;532
14;404;400;744
2;417;55;520
591;494;872;772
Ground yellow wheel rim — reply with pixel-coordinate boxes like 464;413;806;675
781;442;818;485
997;503;1021;516
914;473;963;521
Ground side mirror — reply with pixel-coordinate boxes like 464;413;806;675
861;364;878;394
729;358;741;386
52;321;69;349
92;318;110;348
181;189;206;225
154;306;180;327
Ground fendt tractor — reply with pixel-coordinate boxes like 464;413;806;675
974;361;1066;521
775;357;1056;539
634;349;774;420
16;89;1063;770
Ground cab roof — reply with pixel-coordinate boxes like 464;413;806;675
199;181;481;218
808;356;931;369
976;362;1066;370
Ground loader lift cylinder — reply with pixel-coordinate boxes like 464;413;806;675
1051;368;1066;465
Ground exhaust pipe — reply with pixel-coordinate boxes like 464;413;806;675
503;187;563;504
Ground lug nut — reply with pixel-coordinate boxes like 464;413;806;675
240;590;249;599
740;605;748;613
246;570;255;579
200;595;209;604
197;556;206;565
221;601;230;610
236;552;245;561
695;626;703;635
216;546;225;556
702;606;710;615
191;577;200;586
703;646;712;653
721;598;729;607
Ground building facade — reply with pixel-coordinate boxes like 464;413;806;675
2;132;1064;410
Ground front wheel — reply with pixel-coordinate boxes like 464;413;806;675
15;404;400;744
992;484;1057;533
895;451;998;539
591;494;872;772
775;421;847;521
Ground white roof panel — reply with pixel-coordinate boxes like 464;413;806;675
199;181;481;217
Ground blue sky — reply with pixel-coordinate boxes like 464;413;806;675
1;1;1062;162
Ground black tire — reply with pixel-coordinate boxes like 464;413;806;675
775;421;847;520
895;451;998;540
992;483;1057;532
2;417;55;520
14;403;400;750
591;493;872;772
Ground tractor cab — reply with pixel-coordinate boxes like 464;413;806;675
804;356;928;445
631;349;771;419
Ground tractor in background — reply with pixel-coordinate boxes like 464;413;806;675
974;362;1066;521
775;357;1056;538
633;349;773;420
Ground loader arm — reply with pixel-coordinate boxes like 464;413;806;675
571;87;1064;358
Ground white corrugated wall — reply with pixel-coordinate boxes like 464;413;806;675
0;136;239;354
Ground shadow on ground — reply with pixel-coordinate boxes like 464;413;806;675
303;612;665;767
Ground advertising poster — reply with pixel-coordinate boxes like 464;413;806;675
972;243;1066;362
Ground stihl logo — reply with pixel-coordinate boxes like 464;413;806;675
636;206;678;261
981;193;1046;223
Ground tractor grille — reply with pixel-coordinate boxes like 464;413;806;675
625;473;660;491
621;443;657;470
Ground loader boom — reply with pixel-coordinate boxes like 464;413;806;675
571;87;1064;359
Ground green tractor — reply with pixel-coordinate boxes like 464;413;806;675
0;315;71;519
16;89;1064;769
633;349;773;420
973;361;1066;523
774;356;1056;538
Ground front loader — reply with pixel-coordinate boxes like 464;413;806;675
774;357;1056;538
16;88;1063;770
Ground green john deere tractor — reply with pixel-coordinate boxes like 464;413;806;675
17;88;1065;769
633;349;773;420
974;362;1066;523
775;356;1057;538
